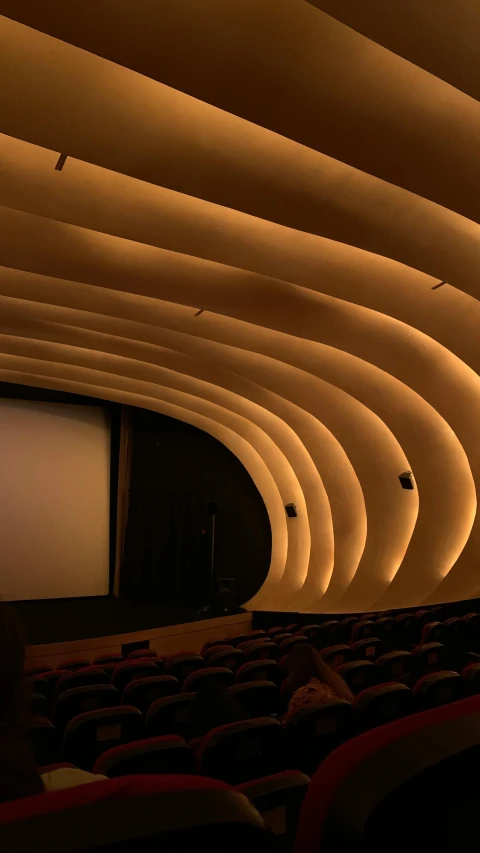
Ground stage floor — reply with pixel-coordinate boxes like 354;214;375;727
11;596;245;646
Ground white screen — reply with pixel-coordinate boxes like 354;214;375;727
0;398;110;600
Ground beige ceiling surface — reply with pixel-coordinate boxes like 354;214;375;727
0;1;478;611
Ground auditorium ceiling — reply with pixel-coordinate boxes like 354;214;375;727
0;0;479;612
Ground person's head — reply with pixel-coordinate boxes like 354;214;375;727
187;678;246;740
0;603;28;727
287;643;354;703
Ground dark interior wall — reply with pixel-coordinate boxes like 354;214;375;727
121;409;271;607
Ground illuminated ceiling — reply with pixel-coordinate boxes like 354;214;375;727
0;0;479;612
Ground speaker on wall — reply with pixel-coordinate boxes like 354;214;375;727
285;503;298;518
399;472;415;490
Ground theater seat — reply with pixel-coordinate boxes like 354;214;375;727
462;662;480;695
350;637;384;662
248;630;267;640
226;634;248;646
198;717;289;784
237;771;310;852
286;624;300;635
300;625;322;641
25;664;53;677
201;638;227;655
413;671;465;709
122;675;179;712
208;648;245;671
320;645;352;668
244;642;279;662
267;627;286;639
62;706;143;770
127;649;158;660
228;682;278;718
164;654;205;684
350;620;375;643
93;653;124;666
395;613;416;646
0;775;276;853
372;617;397;648
29;692;48;718
146;693;196;738
316;621;344;648
203;644;234;662
57;659;91;672
236;660;281;684
111;660;159;693
278;636;309;655
182;667;234;693
27;718;61;766
286;699;353;775
55;667;109;697
375;650;414;685
93;735;195;777
420;621;448;645
353;683;414;731
53;684;119;730
272;633;292;647
336;660;377;694
295;696;480;853
411;642;447;675
26;676;53;706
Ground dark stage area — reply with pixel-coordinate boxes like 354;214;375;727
11;597;245;646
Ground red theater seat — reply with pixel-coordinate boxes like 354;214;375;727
62;706;143;770
57;659;91;672
278;636;309;655
111;660;159;693
375;650;414;685
93;653;124;666
285;699;353;775
208;648;245;670
320;644;352;667
27;717;60;767
350;620;375;643
350;637;384;661
412;670;465;709
146;693;195;738
127;648;158;660
462;662;480;695
198;717;289;784
122;675;179;712
272;632;292;646
0;775;275;853
316;621;344;648
93;735;195;777
244;641;279;662
266;626;286;638
55;667;109;697
236;660;281;684
420;621;448;644
299;624;322;641
336;660;377;694
353;683;414;731
228;681;278;718
25;664;53;677
372;616;397;647
286;624;300;634
182;666;234;693
29;692;48;718
411;642;447;675
238;770;310;850
53;684;118;730
164;654;205;683
203;643;234;662
295;696;480;853
248;630;267;640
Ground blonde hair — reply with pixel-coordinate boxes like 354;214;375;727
287;643;354;703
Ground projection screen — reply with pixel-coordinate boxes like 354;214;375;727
0;398;111;600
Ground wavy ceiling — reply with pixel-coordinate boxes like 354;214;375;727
0;1;479;612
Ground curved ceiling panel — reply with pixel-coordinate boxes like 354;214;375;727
0;3;478;611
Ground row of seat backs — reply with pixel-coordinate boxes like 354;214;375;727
31;667;474;778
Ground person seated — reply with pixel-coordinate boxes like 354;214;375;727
187;679;246;741
0;603;105;802
284;643;354;723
